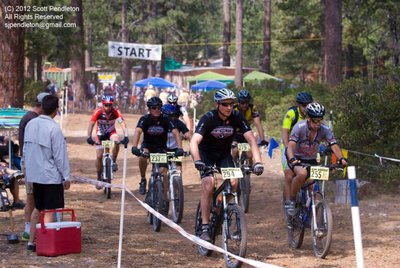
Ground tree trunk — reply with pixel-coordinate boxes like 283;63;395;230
222;0;231;66
361;56;368;77
261;0;271;73
141;62;149;79
345;43;354;79
70;0;85;110
27;54;35;80
85;23;92;68
149;61;157;77
36;55;42;82
121;0;131;83
388;10;399;66
323;0;342;86
234;0;243;87
0;0;24;108
320;0;325;83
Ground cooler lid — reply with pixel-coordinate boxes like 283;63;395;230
36;221;81;229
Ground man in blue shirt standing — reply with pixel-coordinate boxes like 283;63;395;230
23;95;71;251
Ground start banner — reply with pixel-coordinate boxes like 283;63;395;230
108;41;162;61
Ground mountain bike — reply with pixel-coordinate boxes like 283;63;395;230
235;143;251;213
165;151;190;223
195;166;251;268
287;162;342;258
101;140;117;199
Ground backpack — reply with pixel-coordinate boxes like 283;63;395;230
288;106;299;127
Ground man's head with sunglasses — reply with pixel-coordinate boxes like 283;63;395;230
214;88;237;119
102;95;114;113
296;91;313;116
147;96;163;117
305;102;325;130
237;89;252;112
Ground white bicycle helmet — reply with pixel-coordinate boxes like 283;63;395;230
214;88;236;103
305;102;325;118
167;93;178;104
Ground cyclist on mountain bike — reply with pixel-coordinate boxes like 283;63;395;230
231;89;268;164
284;102;348;216
189;88;264;242
87;95;129;189
131;97;184;196
166;93;192;134
282;92;313;208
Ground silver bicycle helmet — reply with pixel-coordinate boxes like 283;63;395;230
305;102;325;118
214;88;236;103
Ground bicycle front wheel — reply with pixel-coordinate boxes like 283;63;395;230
152;179;164;232
287;206;305;249
311;199;333;258
104;157;112;199
239;174;251;213
171;175;184;223
222;203;247;268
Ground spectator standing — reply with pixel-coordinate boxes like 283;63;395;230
18;92;49;242
23;95;71;251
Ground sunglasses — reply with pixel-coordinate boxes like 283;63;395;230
239;101;249;105
311;118;323;124
299;103;309;108
104;104;112;107
219;102;235;107
150;106;161;110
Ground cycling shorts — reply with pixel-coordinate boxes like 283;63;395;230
198;150;236;179
95;132;118;149
141;144;168;168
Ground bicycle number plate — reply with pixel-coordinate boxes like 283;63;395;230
310;166;330;181
167;152;182;162
238;143;250;152
150;153;167;163
220;168;243;179
101;140;114;148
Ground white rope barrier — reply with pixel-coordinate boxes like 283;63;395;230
72;175;281;268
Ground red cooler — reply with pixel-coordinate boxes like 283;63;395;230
36;209;81;257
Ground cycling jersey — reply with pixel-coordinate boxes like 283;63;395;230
166;118;189;150
289;120;337;160
90;107;123;138
174;104;188;118
196;110;251;158
282;106;305;132
136;114;177;152
234;104;259;126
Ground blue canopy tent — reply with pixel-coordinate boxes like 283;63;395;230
191;80;227;91
134;77;176;88
0;108;27;169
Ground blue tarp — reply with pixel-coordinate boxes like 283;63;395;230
134;77;176;88
191;80;227;91
0;108;27;129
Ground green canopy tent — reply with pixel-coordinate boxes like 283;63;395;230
243;70;282;83
0;108;27;169
187;71;234;83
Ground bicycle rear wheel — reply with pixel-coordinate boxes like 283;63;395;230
152;178;164;232
195;202;213;256
222;203;247;268
312;198;333;258
104;157;112;199
239;174;251;213
171;175;184;223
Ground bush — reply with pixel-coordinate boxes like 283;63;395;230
24;78;45;106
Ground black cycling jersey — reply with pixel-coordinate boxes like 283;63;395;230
195;109;251;157
136;114;176;152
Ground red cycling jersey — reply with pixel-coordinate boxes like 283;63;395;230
90;107;123;139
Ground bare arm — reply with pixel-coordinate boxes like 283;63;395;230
172;128;182;148
119;119;128;137
253;117;266;142
281;128;290;148
243;131;262;163
189;133;203;162
132;127;143;147
286;140;296;161
87;121;95;137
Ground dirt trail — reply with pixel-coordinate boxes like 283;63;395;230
1;113;399;267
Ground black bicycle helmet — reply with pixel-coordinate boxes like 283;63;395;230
147;96;163;107
296;91;313;104
214;88;236;103
305;102;325;118
161;104;176;116
238;89;252;102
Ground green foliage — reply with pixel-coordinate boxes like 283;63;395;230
24;78;45;106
